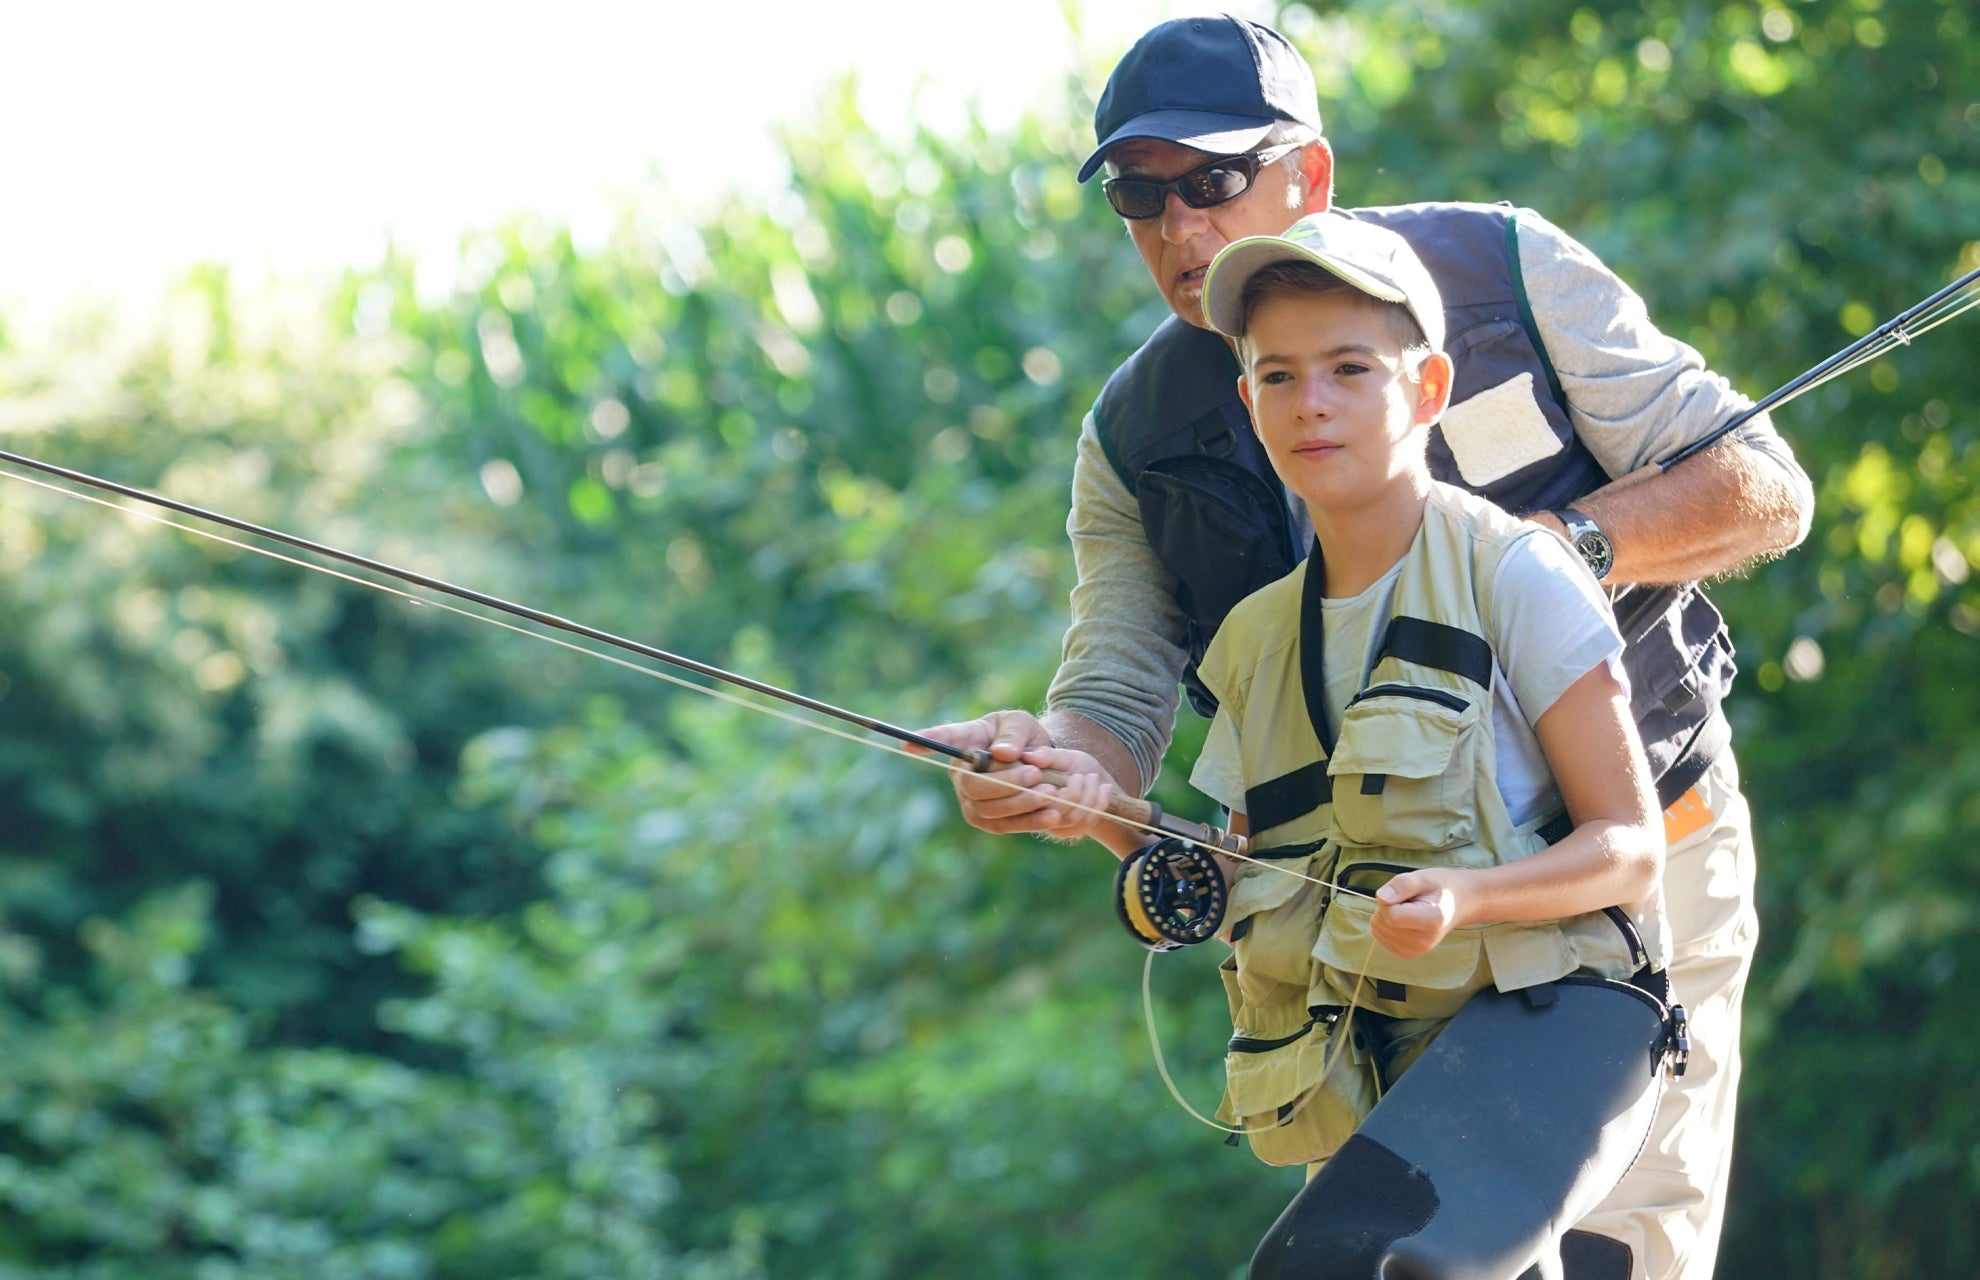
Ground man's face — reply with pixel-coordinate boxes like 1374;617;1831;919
1105;139;1318;330
1237;288;1446;513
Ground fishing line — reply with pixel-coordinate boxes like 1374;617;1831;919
0;461;1354;895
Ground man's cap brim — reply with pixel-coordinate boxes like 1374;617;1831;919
1076;111;1277;182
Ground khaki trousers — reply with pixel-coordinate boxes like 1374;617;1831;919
1573;747;1755;1280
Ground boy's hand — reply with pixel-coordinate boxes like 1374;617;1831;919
1010;745;1117;843
1371;869;1470;958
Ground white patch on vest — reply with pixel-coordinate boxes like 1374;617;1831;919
1440;372;1563;486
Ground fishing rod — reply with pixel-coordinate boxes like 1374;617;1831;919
1640;263;1980;478
0;447;1244;860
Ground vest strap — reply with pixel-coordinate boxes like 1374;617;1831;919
1298;542;1336;754
1378;616;1495;688
1246;763;1334;835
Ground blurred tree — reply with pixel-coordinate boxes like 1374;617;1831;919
0;0;1972;1276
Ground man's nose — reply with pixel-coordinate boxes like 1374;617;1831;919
1159;190;1210;244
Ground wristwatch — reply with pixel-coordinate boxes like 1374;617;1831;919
1553;507;1615;582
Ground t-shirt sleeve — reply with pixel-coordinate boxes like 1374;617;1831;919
1489;531;1627;724
1186;622;1250;815
1189;708;1248;816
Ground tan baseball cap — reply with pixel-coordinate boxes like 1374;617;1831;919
1203;212;1446;352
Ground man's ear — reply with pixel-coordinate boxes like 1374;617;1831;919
1298;139;1335;214
1415;352;1455;424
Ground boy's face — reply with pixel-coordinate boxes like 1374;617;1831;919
1237;288;1451;512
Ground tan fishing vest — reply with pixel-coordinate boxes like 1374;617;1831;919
1200;484;1668;1167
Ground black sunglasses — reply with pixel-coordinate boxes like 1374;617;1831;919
1101;144;1302;221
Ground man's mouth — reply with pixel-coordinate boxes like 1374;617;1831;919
1177;263;1210;293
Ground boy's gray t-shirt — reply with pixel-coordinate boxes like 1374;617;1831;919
1191;529;1625;828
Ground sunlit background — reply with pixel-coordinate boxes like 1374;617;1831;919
0;0;1257;324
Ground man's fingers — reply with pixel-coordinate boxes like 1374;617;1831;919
911;719;991;755
914;711;1050;762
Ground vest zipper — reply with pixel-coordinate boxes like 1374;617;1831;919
1347;683;1469;713
1228;1007;1341;1055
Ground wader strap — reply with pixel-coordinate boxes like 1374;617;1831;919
1246;763;1334;833
1377;616;1495;688
1654;705;1730;809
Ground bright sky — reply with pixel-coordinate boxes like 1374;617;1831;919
0;0;1275;328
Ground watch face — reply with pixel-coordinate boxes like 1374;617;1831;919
1574;529;1615;581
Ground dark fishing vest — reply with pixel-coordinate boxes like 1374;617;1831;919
1091;201;1734;806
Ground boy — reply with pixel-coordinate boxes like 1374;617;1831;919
1039;214;1682;1279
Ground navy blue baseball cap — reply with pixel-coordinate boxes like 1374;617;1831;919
1078;14;1322;183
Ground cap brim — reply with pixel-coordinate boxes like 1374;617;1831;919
1077;110;1277;182
1202;234;1408;337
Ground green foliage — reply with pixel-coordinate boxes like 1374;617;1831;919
0;1;1974;1275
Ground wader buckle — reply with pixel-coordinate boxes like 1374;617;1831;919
1665;1004;1690;1078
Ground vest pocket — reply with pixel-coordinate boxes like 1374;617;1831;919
1311;876;1492;1021
1326;686;1481;850
1217;959;1378;1167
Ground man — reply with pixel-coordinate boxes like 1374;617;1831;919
923;14;1812;1280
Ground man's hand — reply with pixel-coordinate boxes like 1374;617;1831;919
1371;868;1470;959
916;710;1116;838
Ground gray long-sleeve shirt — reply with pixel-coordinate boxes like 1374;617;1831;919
1045;206;1814;789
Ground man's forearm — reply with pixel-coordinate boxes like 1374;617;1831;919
1041;709;1146;799
1536;439;1813;586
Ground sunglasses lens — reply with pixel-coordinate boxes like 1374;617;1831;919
1179;161;1253;209
1105;180;1166;220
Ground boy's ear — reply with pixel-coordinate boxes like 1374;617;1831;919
1414;353;1455;424
1236;374;1257;431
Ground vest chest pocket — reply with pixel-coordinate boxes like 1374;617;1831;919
1327;685;1482;850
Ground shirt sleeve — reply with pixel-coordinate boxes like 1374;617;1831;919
1489;531;1627;725
1043;411;1188;789
1189;709;1247;816
1515;208;1814;524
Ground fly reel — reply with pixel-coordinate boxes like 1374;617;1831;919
1114;836;1229;951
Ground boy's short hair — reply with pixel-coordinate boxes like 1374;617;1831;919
1203;213;1446;352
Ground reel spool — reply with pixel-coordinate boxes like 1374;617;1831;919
1114;837;1229;951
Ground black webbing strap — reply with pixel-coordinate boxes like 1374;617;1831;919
1536;810;1574;846
1246;763;1334;834
1298;539;1336;755
1378;616;1495;689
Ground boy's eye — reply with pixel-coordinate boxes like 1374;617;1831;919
1336;362;1371;377
1260;370;1293;385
